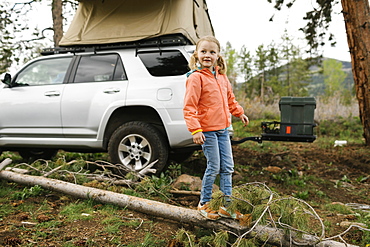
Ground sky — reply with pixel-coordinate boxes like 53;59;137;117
7;0;351;63
206;1;351;62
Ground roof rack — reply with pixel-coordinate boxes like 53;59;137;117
41;34;192;56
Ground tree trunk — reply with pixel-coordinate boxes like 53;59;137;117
341;0;370;145
52;0;63;47
0;165;358;247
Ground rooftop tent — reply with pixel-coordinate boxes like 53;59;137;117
59;0;215;46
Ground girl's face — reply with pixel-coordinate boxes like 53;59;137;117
196;40;219;71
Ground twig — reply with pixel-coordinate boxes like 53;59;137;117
121;216;144;230
43;165;63;177
227;182;366;247
86;175;138;186
138;160;158;176
4;167;29;174
184;231;194;247
324;224;370;242
14;162;43;173
0;158;12;171
170;190;201;196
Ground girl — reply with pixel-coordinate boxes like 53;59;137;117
183;36;249;220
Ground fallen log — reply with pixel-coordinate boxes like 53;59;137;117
0;162;359;247
0;169;245;231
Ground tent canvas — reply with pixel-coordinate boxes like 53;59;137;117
59;0;214;46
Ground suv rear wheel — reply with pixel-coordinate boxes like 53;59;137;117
108;121;168;175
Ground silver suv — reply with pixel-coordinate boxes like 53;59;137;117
0;35;197;174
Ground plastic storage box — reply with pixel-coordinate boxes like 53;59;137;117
279;96;316;136
261;97;316;142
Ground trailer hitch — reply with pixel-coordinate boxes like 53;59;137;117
231;136;262;145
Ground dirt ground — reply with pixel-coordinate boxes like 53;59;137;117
231;143;370;204
1;143;369;246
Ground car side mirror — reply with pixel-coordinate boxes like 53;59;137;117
2;73;12;87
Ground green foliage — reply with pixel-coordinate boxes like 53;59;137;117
175;228;197;247
279;30;311;97
165;163;182;179
235;239;258;247
213;231;229;247
136;173;173;200
0;1;65;73
270;198;312;235
323;59;347;97
317;117;363;141
0;2;14;74
238;45;254;82
224;41;238;86
234;32;312;102
267;0;337;57
292;190;310;200
11;185;44;200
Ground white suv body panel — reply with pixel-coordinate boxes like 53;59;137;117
0;45;195;151
0;84;64;137
61;80;128;139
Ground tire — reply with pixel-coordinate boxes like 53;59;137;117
18;149;58;161
108;121;169;175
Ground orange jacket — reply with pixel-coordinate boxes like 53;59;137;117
183;67;244;133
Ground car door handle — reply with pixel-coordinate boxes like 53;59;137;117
103;88;120;94
44;91;60;97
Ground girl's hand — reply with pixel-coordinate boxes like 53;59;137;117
240;114;249;126
193;132;205;145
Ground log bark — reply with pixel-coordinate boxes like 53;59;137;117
0;167;358;247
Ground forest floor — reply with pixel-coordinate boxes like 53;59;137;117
1;142;369;246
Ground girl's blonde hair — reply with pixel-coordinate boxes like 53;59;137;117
188;35;227;74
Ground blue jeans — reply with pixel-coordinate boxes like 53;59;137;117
200;129;234;205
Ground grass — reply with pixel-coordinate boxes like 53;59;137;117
323;203;354;215
11;185;44;200
60;200;96;221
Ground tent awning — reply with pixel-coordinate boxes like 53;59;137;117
59;0;214;46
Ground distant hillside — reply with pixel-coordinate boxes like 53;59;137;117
236;58;354;97
308;58;354;96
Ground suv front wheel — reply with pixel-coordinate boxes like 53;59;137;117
108;121;168;175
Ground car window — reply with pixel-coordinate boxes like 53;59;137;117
74;54;127;83
138;50;188;77
15;57;72;86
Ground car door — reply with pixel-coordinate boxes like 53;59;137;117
61;53;128;139
0;56;73;138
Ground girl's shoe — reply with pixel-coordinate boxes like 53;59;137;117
219;206;252;226
197;203;220;220
218;206;243;219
